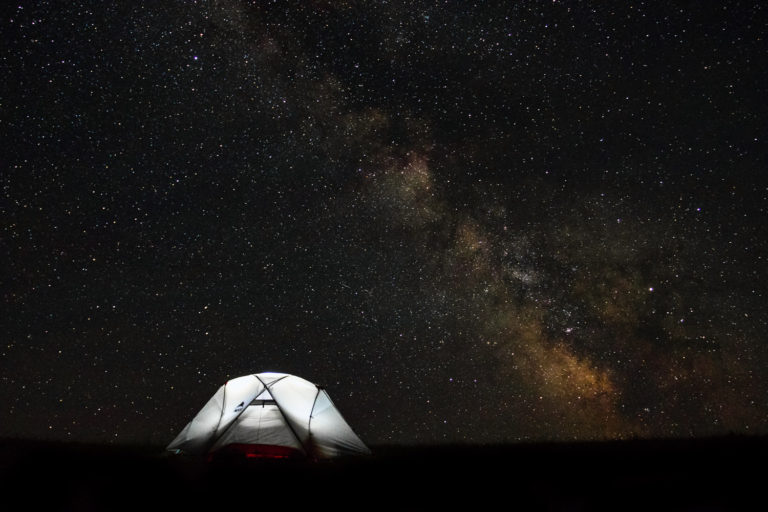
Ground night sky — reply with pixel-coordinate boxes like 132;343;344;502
2;1;767;446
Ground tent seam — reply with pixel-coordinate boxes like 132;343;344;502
308;387;321;440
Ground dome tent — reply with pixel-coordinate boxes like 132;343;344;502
167;372;371;459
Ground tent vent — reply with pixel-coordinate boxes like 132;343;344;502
249;399;276;407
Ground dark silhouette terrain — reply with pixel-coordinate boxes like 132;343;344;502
2;436;765;510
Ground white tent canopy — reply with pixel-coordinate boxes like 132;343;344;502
167;372;371;458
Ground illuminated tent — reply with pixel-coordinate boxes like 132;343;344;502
167;372;371;459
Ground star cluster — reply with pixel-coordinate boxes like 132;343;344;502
2;1;767;445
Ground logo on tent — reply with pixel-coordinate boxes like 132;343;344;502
234;401;245;412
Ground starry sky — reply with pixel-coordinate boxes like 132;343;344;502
2;1;767;446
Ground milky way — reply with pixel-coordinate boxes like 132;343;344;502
2;1;767;445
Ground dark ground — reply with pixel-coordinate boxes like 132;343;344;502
2;436;765;511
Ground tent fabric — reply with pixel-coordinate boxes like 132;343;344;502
210;403;301;451
167;372;371;458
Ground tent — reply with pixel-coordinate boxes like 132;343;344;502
167;372;371;459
